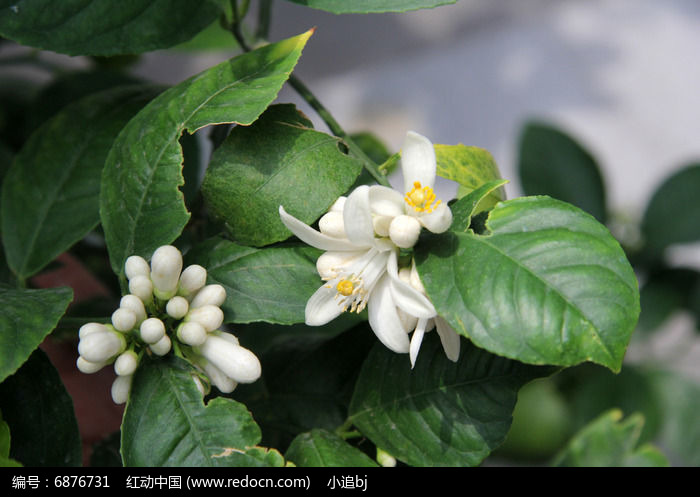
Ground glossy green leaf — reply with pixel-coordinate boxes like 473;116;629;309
284;0;455;13
552;409;669;467
101;31;313;276
0;286;72;382
185;237;321;324
641;164;700;258
416;196;639;372
2;85;159;279
0;0;222;56
121;355;278;467
202;104;362;247
286;429;377;467
349;337;551;467
518;122;607;223
434;144;505;212
450;179;509;232
0;349;81;466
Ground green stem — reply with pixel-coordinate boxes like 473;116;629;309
255;0;273;41
339;430;362;440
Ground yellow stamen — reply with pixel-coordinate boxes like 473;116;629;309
405;181;441;213
336;280;354;297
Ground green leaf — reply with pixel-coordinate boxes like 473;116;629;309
286;429;377;467
552;409;669;467
0;411;22;467
185;237;321;324
518;122;607;223
202;104;362;247
0;0;222;56
0;286;72;382
450;179;509;232
348;336;552;467
2;85;159;280
641;164;700;258
416;196;639;372
121;355;278;467
284;0;455;13
0;349;81;466
101;31;313;276
434;144;505;212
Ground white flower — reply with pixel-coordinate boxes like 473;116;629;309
196;333;261;384
150;245;183;299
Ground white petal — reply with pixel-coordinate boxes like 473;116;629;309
368;185;405;217
367;275;410;353
305;284;345;326
387;251;436;319
401;131;437;193
409;318;428;368
316;251;364;280
279;206;358;251
329;196;346;212
435;317;461;362
343;185;375;247
419;203;453;233
319;211;346;238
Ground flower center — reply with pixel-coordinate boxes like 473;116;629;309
405;181;441;213
336;279;354;296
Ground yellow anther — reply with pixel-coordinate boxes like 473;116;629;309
405;181;441;213
337;280;354;297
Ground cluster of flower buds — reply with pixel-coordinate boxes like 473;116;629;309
76;245;261;403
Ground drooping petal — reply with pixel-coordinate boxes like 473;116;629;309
401;131;437;193
305;283;345;326
343;185;376;248
435;317;461;362
369;185;405;217
387;251;436;319
409;318;429;368
419;202;453;233
279;206;358;251
367;274;410;354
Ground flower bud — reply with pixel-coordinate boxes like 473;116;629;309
129;275;153;303
200;360;237;393
79;322;108;339
190;284;226;309
125;255;150;280
120;295;146;324
319;211;346;238
150;245;183;299
114;350;139;376
329;196;346;212
372;215;392;237
177;322;207;347
149;334;171;356
186;305;223;332
78;331;126;363
389;215;421;249
111;375;133;404
197;335;261;384
140;317;166;344
409;261;426;294
191;374;208;396
178;265;207;296
212;330;239;346
166;296;189;319
111;308;137;332
76;356;106;374
376;448;397;467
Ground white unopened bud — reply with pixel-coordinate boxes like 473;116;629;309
114;350;139;376
373;215;392;237
192;374;208;396
177;322;207;347
190;284;226;309
140;317;166;344
129;275;153;303
315;251;361;280
79;322;108;339
319;211;346;238
111;308;137;332
186;305;223;332
213;331;240;346
376;448;397;467
150;245;183;299
76;356;106;374
78;331;126;363
149;334;171;356
389;215;422;249
329;196;346;212
166;296;189;319
120;295;146;324
409;261;426;294
178;265;207;296
111;375;133;404
197;335;261;384
201;360;237;393
125;255;150;280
